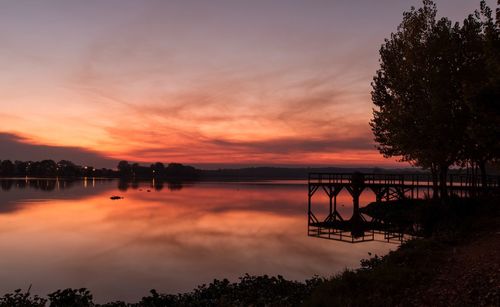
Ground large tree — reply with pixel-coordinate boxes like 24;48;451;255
371;0;466;198
117;160;132;177
459;2;500;188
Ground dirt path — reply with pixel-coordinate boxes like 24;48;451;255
414;219;500;306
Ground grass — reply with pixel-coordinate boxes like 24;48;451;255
304;239;448;306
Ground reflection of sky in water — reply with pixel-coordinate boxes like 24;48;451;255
0;179;393;303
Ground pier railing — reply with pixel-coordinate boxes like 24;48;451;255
308;173;500;189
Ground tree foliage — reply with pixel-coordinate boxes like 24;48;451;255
371;0;499;197
459;1;500;182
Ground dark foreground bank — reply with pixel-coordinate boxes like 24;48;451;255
1;196;498;307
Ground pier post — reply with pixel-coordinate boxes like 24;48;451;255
346;172;365;223
334;193;337;214
371;187;386;203
328;187;333;217
308;193;311;226
324;185;343;222
353;190;360;216
307;184;319;225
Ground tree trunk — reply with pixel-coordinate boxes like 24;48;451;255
431;165;439;200
468;161;476;198
439;164;448;201
478;159;487;194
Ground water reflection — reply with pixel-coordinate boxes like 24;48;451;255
117;178;183;192
308;216;421;244
0;178;113;214
0;178;115;192
308;187;422;244
0;179;394;303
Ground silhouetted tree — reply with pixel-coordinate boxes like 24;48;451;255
165;163;199;179
371;0;468;198
39;160;58;177
131;163;139;177
151;162;165;177
14;160;29;176
459;1;500;188
57;160;80;177
0;160;15;176
127;163;151;178
81;166;96;177
497;0;500;27
117;160;132;177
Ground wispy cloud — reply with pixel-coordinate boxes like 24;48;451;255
206;136;375;154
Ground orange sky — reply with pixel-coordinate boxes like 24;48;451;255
0;0;492;168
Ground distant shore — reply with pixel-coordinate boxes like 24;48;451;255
3;159;499;182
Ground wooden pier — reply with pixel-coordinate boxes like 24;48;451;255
307;172;500;243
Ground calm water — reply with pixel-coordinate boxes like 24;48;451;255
0;178;394;303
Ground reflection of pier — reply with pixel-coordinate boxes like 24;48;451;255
308;219;421;244
307;172;499;243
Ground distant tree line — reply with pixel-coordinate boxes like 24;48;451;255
117;160;199;179
1;159;439;181
371;0;499;198
0;159;199;180
0;159;113;178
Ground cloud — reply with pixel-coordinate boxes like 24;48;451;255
207;136;375;154
0;132;116;168
117;132;379;166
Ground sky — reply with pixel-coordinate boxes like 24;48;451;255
0;0;495;168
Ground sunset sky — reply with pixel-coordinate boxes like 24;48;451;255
0;0;494;168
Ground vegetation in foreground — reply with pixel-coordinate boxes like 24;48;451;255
0;275;324;307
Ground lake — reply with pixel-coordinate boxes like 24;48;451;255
0;178;395;303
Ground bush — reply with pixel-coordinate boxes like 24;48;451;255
0;288;46;307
